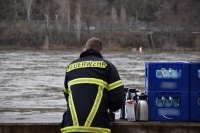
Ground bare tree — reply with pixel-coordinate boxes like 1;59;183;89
75;0;81;44
23;0;34;21
55;0;70;28
154;0;172;19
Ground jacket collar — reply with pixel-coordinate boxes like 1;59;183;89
80;49;103;58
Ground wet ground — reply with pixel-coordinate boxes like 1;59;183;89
0;50;199;117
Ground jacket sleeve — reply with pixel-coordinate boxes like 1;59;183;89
107;63;124;111
63;72;69;102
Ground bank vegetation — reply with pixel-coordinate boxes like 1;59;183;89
0;0;200;51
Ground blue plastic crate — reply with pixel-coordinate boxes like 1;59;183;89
145;62;190;92
189;62;200;91
189;91;200;121
146;91;189;121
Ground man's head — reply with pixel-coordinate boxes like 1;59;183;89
83;37;102;53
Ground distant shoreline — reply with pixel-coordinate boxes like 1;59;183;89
0;45;197;52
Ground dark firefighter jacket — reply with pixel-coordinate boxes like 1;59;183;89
61;49;124;133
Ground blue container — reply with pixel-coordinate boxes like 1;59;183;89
189;91;200;121
146;91;189;121
189;62;200;91
145;62;189;92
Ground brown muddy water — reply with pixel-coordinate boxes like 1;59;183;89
0;50;199;116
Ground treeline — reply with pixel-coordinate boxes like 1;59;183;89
0;0;199;51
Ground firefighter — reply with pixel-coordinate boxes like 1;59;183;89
61;37;124;133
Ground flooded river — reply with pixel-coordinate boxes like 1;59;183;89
0;50;199;116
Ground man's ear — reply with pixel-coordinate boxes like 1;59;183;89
83;48;87;51
100;50;103;54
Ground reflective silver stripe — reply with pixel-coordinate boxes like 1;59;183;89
61;126;111;133
68;78;108;89
108;80;123;91
84;86;103;127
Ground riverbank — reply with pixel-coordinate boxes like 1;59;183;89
0;44;197;52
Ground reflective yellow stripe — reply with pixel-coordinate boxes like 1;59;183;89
67;78;108;128
67;60;107;72
61;126;111;133
108;80;123;91
68;78;108;89
68;87;79;126
84;86;103;127
63;86;68;93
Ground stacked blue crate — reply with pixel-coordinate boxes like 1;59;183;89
189;62;200;121
145;62;189;92
148;91;189;121
145;62;190;121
